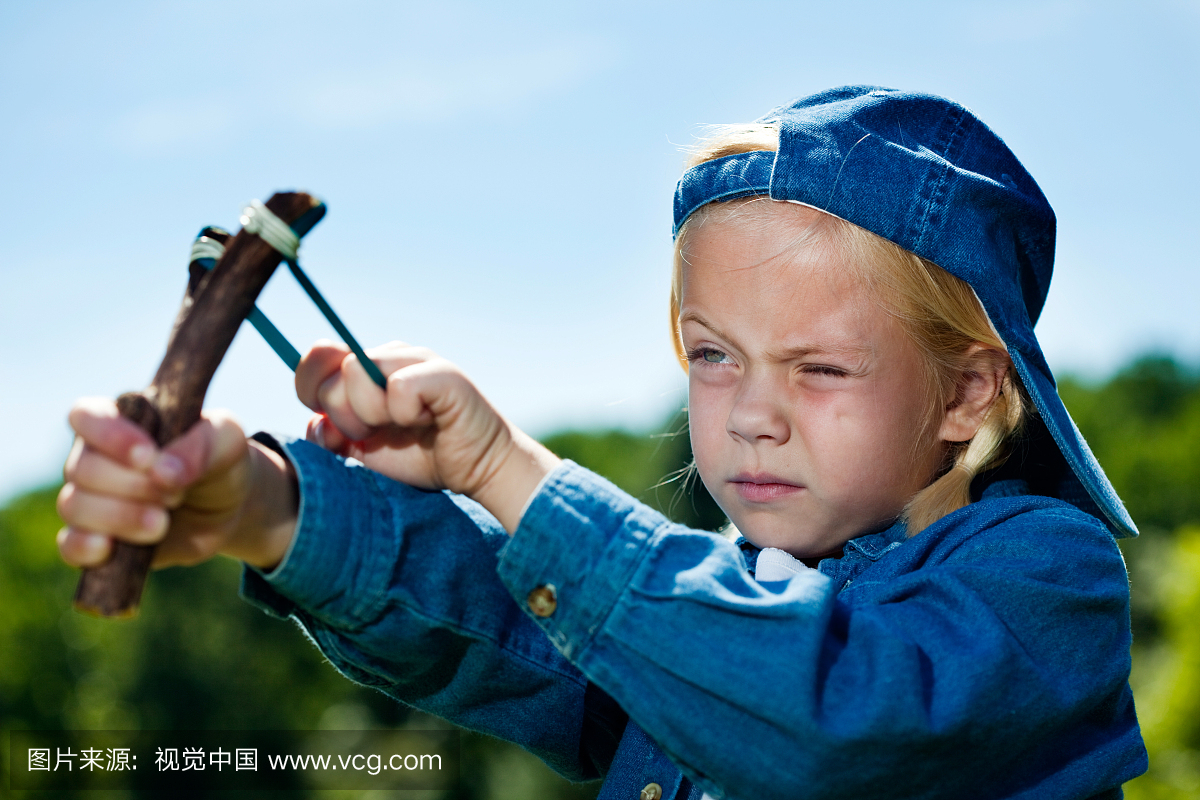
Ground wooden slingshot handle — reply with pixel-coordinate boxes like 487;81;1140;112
73;192;326;617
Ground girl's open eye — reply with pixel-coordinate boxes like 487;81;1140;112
686;347;732;365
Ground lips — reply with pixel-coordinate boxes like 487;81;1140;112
730;474;804;503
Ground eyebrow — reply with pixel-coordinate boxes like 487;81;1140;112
678;310;874;361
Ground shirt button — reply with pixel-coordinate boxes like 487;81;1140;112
640;783;663;800
526;584;558;617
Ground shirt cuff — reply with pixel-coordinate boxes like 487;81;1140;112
496;460;669;661
239;433;402;627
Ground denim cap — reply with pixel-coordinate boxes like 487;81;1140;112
673;85;1137;538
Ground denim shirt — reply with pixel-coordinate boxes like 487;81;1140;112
241;437;1147;800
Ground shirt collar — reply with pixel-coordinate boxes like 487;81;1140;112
735;477;1032;575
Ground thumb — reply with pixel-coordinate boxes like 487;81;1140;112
156;410;246;491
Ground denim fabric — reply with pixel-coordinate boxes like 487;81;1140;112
672;86;1137;540
242;438;1146;800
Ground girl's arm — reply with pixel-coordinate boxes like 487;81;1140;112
239;435;628;782
57;399;625;781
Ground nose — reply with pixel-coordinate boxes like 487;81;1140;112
726;371;790;444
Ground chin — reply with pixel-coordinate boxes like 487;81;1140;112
727;516;844;561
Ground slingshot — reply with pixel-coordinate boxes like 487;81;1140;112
74;192;383;617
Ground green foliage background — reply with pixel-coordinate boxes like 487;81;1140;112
2;355;1198;798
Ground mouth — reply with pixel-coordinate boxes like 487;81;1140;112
729;474;805;503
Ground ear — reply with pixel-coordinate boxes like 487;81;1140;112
937;345;1008;443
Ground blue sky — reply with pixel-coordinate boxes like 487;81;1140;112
2;0;1198;502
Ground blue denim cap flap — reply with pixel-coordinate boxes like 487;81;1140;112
673;85;1136;539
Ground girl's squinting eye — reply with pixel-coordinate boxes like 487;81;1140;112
686;347;732;365
802;364;848;377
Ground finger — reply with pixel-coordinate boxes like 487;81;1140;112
343;344;441;426
340;351;393;429
366;341;431;369
65;442;165;504
296;340;351;411
63;436;84;482
57;482;170;544
316;370;376;442
385;359;466;428
68;396;159;470
316;342;432;441
203;410;249;472
57;527;114;568
353;341;426;375
154;411;250;528
155;409;246;490
306;414;352;455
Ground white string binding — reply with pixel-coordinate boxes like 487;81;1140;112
189;236;226;263
240;199;300;260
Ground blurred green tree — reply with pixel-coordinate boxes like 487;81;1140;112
1059;355;1200;535
1123;526;1200;799
540;409;726;533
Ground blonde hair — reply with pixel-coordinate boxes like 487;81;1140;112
670;125;1028;535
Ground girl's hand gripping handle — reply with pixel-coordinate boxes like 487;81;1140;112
58;401;298;577
297;341;561;533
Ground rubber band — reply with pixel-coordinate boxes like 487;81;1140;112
235;201;388;389
189;233;302;371
245;308;302;371
285;259;388;388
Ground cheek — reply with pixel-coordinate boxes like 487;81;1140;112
859;379;943;485
687;379;727;474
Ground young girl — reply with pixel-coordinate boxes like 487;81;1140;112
58;86;1148;799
